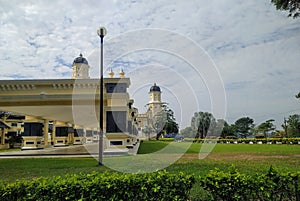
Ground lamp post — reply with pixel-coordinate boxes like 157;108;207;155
97;26;107;166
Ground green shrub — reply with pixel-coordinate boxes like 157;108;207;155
159;138;175;141
0;170;195;201
199;168;254;201
184;138;300;144
200;167;300;201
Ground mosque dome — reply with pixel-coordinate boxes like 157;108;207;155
73;53;88;65
150;83;161;92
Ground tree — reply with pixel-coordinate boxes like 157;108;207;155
296;92;300;99
271;0;300;18
287;114;300;137
282;117;289;137
214;119;227;137
151;109;167;140
163;108;179;134
221;122;236;138
256;119;276;138
234;117;255;138
191;112;216;139
151;104;179;140
180;126;196;138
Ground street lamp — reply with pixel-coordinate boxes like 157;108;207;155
97;26;107;166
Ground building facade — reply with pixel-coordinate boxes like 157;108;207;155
0;54;138;151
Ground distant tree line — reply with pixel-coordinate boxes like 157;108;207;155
146;92;300;140
181;112;300;138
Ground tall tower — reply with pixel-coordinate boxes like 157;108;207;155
147;83;163;117
72;54;90;79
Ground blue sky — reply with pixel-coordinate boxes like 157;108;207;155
0;0;299;129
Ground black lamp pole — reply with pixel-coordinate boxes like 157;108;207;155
97;27;106;166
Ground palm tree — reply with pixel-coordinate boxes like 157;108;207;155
191;112;216;139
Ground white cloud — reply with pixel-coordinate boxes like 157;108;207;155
0;0;299;128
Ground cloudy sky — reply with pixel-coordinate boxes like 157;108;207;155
0;0;299;129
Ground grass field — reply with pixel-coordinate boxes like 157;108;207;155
138;141;300;175
0;158;109;183
139;141;300;199
0;142;298;183
0;148;20;153
0;142;299;200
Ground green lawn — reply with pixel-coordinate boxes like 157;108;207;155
0;148;20;153
0;142;299;183
177;142;300;155
138;141;300;175
139;141;300;155
137;140;170;154
0;158;108;183
0;142;299;200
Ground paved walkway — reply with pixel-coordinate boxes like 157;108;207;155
0;142;140;159
128;142;140;155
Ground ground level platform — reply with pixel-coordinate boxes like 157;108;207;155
0;142;140;159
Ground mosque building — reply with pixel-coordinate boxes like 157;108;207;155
0;54;164;152
135;83;164;138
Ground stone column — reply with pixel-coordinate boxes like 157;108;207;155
68;131;74;144
52;121;56;145
83;128;86;144
1;129;5;145
43;119;49;146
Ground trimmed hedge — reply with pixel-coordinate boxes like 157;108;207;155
159;138;175;141
0;171;195;201
185;138;300;144
200;167;300;201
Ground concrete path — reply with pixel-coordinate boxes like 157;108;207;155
0;143;140;159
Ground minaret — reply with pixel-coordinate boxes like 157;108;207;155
147;83;162;117
72;54;90;79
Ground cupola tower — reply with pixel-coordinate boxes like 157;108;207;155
72;54;90;79
147;83;163;118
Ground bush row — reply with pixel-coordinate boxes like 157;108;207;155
158;138;176;141
184;138;300;144
0;171;195;201
200;167;300;201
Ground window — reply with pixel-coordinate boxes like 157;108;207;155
106;111;126;133
11;122;17;127
127;121;132;134
7;132;17;137
56;127;68;137
74;129;84;137
105;83;126;93
86;130;93;137
110;140;123;146
23;123;43;136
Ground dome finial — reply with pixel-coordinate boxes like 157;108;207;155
150;83;160;92
73;54;88;65
119;68;125;78
109;68;114;78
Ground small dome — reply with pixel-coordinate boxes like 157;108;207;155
150;83;161;92
73;53;88;65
